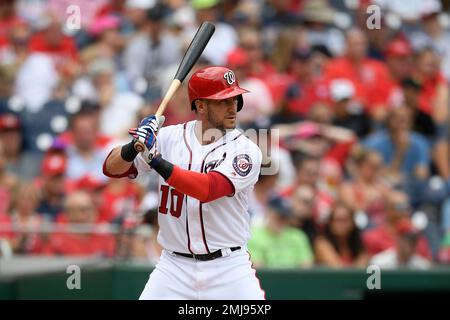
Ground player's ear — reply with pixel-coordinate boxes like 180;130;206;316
195;99;206;114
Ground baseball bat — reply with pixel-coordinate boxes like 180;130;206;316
134;21;216;152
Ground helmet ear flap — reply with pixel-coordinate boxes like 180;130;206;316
237;95;243;112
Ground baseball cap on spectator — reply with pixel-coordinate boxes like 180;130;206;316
420;0;441;20
385;39;412;58
76;174;106;191
126;0;155;9
302;0;335;24
0;113;20;131
191;0;219;10
268;194;293;219
395;218;420;242
330;79;355;102
226;48;249;68
41;153;67;177
89;15;121;37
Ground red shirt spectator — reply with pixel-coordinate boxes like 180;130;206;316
44;231;115;257
417;71;447;115
362;191;432;260
43;191;115;257
363;224;431;259
29;31;78;62
98;179;142;223
324;57;391;110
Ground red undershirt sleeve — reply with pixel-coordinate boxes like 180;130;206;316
166;166;235;203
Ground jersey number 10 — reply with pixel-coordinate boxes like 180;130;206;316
159;185;184;218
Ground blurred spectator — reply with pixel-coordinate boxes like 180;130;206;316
28;12;78;63
249;173;278;226
95;0;127;19
9;183;45;254
413;47;449;180
401;77;437;143
284;48;328;117
73;174;107;216
36;151;67;220
116;191;160;263
370;219;431;269
438;231;450;264
82;15;125;66
97;177;143;223
236;27;289;107
226;48;274;128
363;106;430;187
407;3;450;81
122;4;181;102
73;59;143;138
248;195;314;268
0;18;31;68
290;184;317;243
0;140;18;214
329;79;372;138
43;191;115;257
314;203;368;268
362;190;432;260
63;102;111;181
302;0;345;57
190;0;238;65
324;28;392;121
0;113;39;179
261;0;302;27
373;0;441;22
124;0;156;32
339;148;390;227
15;53;59;112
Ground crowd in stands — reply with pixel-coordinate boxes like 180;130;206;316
0;0;450;269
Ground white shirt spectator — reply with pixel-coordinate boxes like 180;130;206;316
370;248;431;270
15;53;59;113
100;92;144;138
122;32;182;85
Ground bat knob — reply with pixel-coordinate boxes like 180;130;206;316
134;141;145;153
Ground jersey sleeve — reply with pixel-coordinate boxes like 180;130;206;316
211;141;262;193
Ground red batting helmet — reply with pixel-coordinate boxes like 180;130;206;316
188;66;249;112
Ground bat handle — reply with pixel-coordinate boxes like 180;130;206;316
133;80;181;153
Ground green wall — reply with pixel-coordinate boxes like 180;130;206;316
1;264;449;300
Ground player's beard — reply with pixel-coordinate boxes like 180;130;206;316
205;109;235;133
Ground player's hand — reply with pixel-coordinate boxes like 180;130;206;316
141;143;159;164
128;115;165;151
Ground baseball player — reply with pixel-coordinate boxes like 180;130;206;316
103;66;265;299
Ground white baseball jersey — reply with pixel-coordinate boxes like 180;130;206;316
133;120;262;254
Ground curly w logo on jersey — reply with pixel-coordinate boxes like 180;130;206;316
232;154;252;176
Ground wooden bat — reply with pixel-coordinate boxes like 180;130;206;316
134;21;216;152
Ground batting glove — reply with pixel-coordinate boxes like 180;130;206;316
128;115;165;151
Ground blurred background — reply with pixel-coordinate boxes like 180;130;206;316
0;0;450;299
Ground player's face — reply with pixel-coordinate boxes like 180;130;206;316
205;97;238;131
